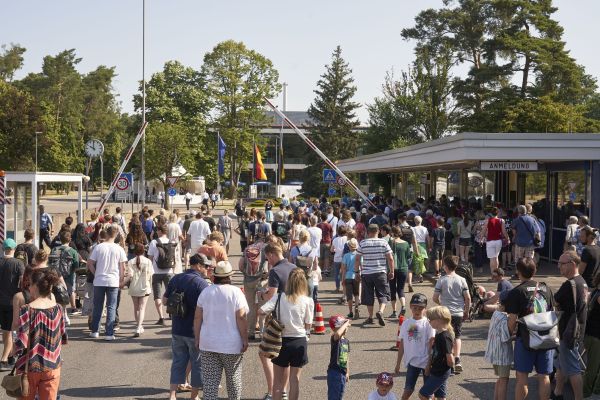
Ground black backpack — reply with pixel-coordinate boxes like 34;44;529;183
48;245;75;279
167;290;186;318
14;244;32;266
155;241;177;270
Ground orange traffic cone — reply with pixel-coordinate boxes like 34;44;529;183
313;303;326;335
391;314;405;350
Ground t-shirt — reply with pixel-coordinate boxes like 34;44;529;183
431;227;446;248
167;222;182;243
89;242;127;287
272;221;291;243
398;317;435;369
512;215;538;247
586;289;600;339
317;222;333;245
434;273;469;317
581;245;600;287
0;257;24;306
430;330;454;376
328;337;350;373
487;217;503;241
15;243;38;266
391;240;411;272
198;243;228;263
357;238;392;275
367;391;398;400
412;226;429;243
307;227;322;259
554;275;588;338
203;216;216;232
164;270;209;338
332;236;348;263
147;237;173;275
497;279;513;293
503;279;553;337
267;259;297;292
187;219;211;251
260;293;314;337
196;284;248;354
342;252;357;280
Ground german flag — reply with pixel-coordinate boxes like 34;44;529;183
255;144;267;181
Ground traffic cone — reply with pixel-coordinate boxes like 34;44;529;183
313;303;326;335
391;314;405;351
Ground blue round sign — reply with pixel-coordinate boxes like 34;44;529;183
167;188;177;197
327;187;336;196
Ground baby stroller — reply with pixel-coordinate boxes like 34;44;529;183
455;261;485;321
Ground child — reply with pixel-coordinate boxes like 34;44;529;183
331;226;349;293
432;256;470;373
394;294;435;400
310;264;323;308
484;300;513;400
327;315;351;400
368;372;397;400
340;238;360;319
429;217;446;277
418;306;454;400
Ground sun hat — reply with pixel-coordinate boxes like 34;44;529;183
2;238;17;250
213;261;234;277
328;314;348;330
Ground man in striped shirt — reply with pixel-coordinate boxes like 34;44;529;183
354;224;395;326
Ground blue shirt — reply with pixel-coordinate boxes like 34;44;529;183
40;213;53;229
164;270;209;338
342;252;357;280
512;215;538;247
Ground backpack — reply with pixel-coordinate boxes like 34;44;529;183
155;241;176;270
166;290;186;318
14;244;31;266
275;222;288;237
518;282;559;351
48;246;75;279
295;246;315;277
243;242;267;278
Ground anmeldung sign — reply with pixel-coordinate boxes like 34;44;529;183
480;161;538;171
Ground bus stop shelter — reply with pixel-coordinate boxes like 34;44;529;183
337;132;600;260
4;172;84;245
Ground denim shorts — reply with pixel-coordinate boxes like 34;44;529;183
405;363;426;391
419;370;450;398
170;334;202;388
514;337;554;375
327;368;346;400
555;341;583;377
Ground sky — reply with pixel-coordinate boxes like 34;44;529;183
2;0;599;123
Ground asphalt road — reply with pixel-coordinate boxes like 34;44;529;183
0;206;577;400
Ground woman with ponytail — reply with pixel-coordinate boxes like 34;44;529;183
127;243;153;337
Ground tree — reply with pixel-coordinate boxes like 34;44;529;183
201;40;280;196
302;46;360;197
0;44;26;82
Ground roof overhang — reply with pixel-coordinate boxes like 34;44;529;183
5;171;84;183
337;132;600;173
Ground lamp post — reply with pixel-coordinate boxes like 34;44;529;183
140;0;146;206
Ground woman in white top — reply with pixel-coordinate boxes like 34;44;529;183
195;261;249;400
331;226;349;292
167;213;184;274
127;243;153;337
290;214;307;249
337;210;356;230
457;213;474;262
260;268;314;400
565;215;579;250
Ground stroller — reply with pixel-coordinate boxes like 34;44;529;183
455;261;485;321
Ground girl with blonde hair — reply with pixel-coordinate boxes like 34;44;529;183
419;306;454;400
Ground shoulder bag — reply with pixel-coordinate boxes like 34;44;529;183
2;308;33;398
259;293;285;359
562;280;587;369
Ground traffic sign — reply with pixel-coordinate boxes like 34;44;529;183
323;169;337;183
116;176;130;191
328;186;336;196
336;176;346;186
166;176;179;187
167;188;177;197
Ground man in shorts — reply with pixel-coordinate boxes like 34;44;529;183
512;205;538;260
355;224;394;327
148;226;174;326
433;255;471;373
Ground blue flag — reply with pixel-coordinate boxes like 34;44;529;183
218;134;226;176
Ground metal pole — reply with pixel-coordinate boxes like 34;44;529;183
140;0;146;207
85;158;90;209
216;132;220;195
100;156;104;200
274;136;279;197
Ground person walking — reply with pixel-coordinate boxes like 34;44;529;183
457;213;473;263
238;236;269;341
12;269;67;400
127;244;153;337
194;261;249;400
184;190;193;211
38;205;54;250
482;207;510;276
0;238;24;371
15;229;38;267
472;210;488;272
512;205;539;260
584;272;600;398
88;226;127;341
148;225;174;326
218;209;234;255
187;211;211;255
165;253;211;400
355;224;394;327
389;226;412;318
167;213;184;274
259;268;314;400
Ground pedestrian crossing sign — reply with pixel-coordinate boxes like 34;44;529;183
323;169;337;183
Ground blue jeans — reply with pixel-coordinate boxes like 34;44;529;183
170;335;202;388
91;286;118;336
333;262;342;290
419;370;451;398
405;363;426;391
327;368;346;400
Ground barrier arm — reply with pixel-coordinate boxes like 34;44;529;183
264;98;374;208
97;121;148;211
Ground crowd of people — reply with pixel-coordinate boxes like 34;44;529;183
0;192;599;399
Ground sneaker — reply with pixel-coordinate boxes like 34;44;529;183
407;284;414;293
104;335;116;341
262;394;273;400
69;308;82;316
454;358;463;373
364;317;374;325
89;332;99;339
389;311;397;319
156;318;165;325
354;305;360;319
113;323;120;332
0;361;11;372
376;312;386;327
346;312;354;319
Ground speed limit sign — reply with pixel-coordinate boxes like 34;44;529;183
336;176;346;186
116;176;130;191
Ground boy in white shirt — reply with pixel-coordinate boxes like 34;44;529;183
394;293;435;400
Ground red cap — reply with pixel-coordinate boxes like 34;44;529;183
328;314;348;330
376;372;394;386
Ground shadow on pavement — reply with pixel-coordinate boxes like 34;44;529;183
60;385;165;398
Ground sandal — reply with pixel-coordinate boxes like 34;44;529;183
178;383;193;392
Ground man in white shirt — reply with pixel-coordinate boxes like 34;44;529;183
307;215;322;261
148;225;175;325
187;212;211;255
88;226;127;341
184;191;193;210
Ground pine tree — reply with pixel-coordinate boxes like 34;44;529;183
302;46;360;197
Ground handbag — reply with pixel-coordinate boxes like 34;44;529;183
52;283;70;306
259;293;285;359
2;308;32;398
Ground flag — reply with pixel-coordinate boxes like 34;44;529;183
254;144;267;180
218;134;226;176
279;142;285;181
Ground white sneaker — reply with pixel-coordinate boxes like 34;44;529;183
89;332;99;338
64;314;71;326
104;335;116;341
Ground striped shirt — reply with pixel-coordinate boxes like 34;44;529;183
357;238;392;275
15;305;67;373
484;310;513;366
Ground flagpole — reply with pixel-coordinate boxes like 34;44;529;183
252;137;255;185
216;132;220;195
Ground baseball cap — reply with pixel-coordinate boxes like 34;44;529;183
361;208;367;214
2;238;17;250
410;293;428;307
328;314;348;330
213;261;234;278
376;372;394;387
189;253;213;267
